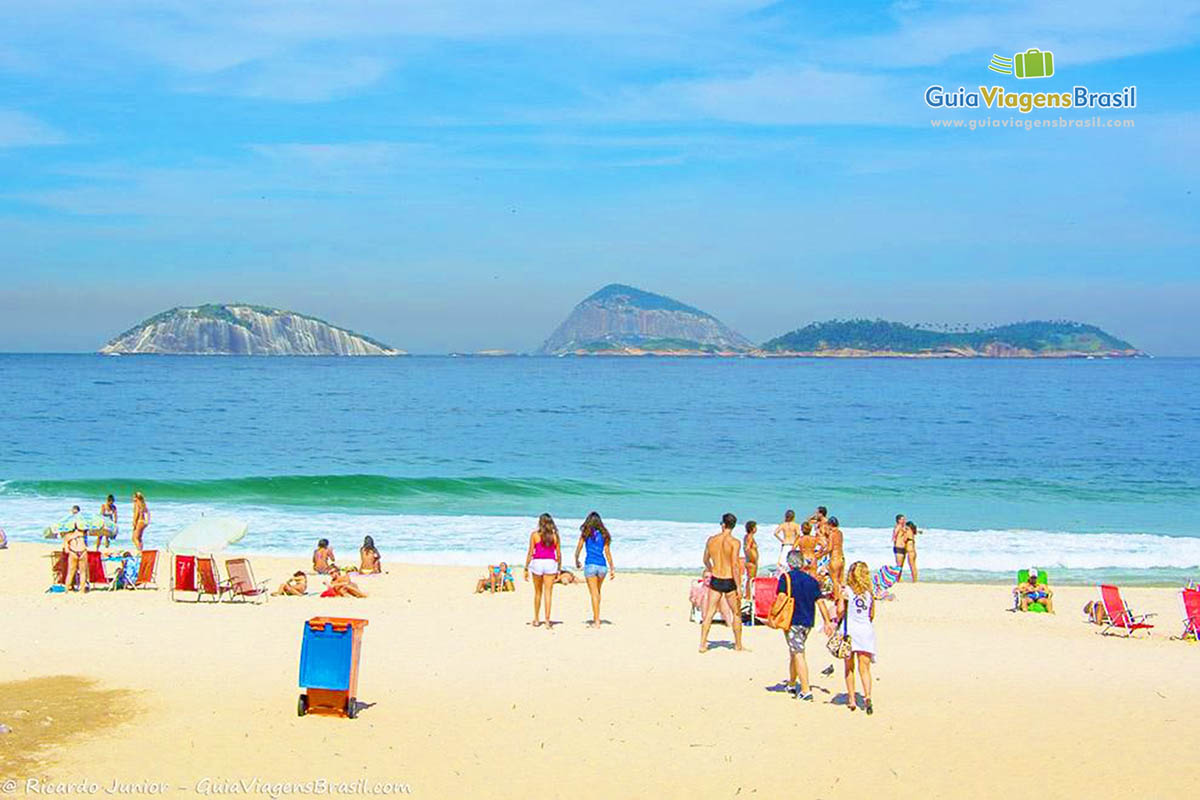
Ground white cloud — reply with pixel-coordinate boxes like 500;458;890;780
189;56;392;102
649;66;911;125
0;110;68;147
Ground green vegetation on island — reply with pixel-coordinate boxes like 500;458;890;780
761;319;1140;356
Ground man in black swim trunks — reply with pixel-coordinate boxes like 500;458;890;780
700;513;744;653
893;514;909;568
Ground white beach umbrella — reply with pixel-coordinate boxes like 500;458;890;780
168;517;248;553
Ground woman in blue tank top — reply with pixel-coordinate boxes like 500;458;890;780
574;511;615;627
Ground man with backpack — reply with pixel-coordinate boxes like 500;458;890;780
770;548;832;701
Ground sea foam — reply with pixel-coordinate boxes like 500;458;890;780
4;494;1198;579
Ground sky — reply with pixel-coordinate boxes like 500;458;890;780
0;0;1197;355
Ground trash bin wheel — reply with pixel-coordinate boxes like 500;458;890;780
297;694;309;717
346;697;357;719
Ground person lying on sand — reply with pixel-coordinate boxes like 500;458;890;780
321;566;366;598
313;538;336;574
1015;568;1054;612
273;571;308;596
476;562;515;593
555;569;577;585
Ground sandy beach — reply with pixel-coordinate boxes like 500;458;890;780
1;542;1197;799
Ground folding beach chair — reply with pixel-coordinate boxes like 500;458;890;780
196;556;231;603
1098;584;1156;637
750;576;778;625
49;550;68;588
224;557;270;604
171;554;198;601
1177;588;1200;641
85;550;113;590
134;549;159;589
1014;569;1050;613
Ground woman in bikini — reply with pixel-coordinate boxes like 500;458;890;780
903;520;919;582
274;571;308;596
322;566;366;598
131;492;149;552
772;510;801;572
359;536;382;574
826;516;846;597
810;522;834;597
98;494;118;549
62;515;88;591
312;539;336;573
743;520;759;593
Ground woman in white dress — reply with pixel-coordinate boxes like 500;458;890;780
838;561;877;714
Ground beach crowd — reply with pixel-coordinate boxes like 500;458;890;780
501;506;931;715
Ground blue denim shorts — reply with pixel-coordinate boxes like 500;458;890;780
584;563;608;578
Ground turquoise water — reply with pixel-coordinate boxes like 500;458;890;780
2;354;1198;583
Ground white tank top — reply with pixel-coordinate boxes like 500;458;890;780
844;588;873;626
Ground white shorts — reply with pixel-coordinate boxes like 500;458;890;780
529;558;559;576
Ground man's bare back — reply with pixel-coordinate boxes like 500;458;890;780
705;532;741;581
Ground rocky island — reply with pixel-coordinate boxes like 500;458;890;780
538;284;753;356
761;319;1142;358
100;304;404;356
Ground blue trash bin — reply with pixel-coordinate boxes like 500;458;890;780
297;617;368;718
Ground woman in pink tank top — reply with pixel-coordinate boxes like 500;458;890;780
524;513;561;628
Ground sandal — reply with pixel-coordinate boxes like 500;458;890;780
865;699;874;715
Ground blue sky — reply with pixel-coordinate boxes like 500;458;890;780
1;0;1197;354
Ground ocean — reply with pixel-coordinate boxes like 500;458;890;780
2;354;1198;584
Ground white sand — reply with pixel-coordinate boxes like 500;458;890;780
0;542;1197;798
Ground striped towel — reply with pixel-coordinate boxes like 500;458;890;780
873;564;903;594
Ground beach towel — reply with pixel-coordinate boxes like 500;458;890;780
873;564;902;595
115;554;140;589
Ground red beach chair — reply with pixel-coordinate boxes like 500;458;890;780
1098;584;1156;637
225;558;269;604
135;549;159;589
752;577;779;624
85;550;113;590
1178;588;1200;641
171;554;197;601
196;556;231;602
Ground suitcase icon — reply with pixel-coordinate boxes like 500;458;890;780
1014;48;1054;79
